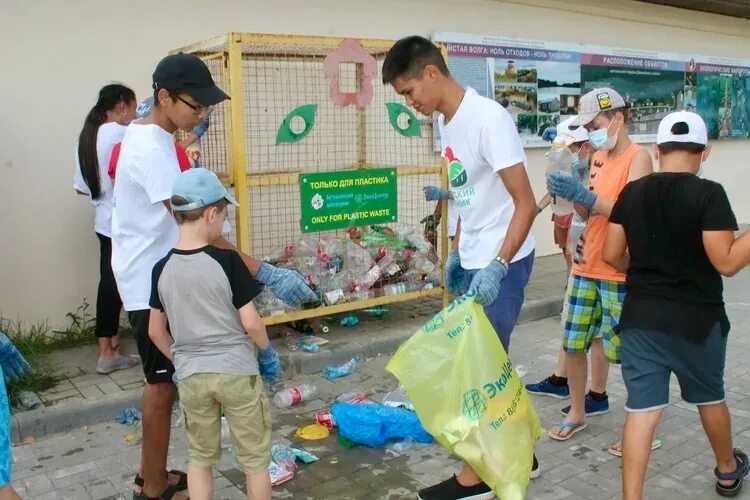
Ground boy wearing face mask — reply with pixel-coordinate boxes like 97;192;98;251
536;117;592;277
546;88;653;441
529;116;610;403
603;111;750;499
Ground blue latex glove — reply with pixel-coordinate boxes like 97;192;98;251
547;171;597;210
256;262;319;306
468;260;508;306
0;333;31;383
444;250;466;295
258;345;280;387
423;186;451;201
193;114;211;139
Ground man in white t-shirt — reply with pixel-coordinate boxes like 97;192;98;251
112;53;317;500
383;36;539;499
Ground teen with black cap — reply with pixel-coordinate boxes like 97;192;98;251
113;53;314;500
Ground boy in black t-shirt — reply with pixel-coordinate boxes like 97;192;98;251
603;111;750;499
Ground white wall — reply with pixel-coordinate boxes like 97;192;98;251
2;0;749;325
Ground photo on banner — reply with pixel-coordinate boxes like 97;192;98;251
579;55;685;142
434;32;750;147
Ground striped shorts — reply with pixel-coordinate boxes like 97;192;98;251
563;274;626;363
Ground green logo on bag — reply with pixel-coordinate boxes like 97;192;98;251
423;312;445;333
462;389;488;421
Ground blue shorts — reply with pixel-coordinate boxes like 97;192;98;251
0;375;11;488
462;251;534;354
621;323;727;412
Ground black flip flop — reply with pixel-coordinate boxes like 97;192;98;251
715;449;750;497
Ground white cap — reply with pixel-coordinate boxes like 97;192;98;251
656;111;708;146
556;116;589;145
572;88;626;126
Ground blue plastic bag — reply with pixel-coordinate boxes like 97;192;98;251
331;402;434;448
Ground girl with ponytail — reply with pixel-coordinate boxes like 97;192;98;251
73;83;140;375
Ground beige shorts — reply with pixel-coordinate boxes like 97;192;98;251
179;373;271;474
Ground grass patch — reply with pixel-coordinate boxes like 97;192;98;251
3;300;98;406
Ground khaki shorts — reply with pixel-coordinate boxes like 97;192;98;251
179;373;271;474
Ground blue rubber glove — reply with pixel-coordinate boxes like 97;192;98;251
256;262;319;306
547;171;597;210
423;186;451;201
258;345;280;387
444;250;466;295
193;114;211;139
0;333;31;383
468;260;508;306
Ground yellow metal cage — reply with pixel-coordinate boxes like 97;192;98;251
171;33;449;326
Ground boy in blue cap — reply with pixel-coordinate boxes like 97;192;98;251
149;168;278;500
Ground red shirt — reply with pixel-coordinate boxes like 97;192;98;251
108;142;191;180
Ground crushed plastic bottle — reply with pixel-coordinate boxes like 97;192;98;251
271;443;298;473
273;384;318;408
299;337;320;353
283;330;301;352
382;385;415;412
340;314;360;327
17;391;42;411
323;355;362;380
363;306;390;318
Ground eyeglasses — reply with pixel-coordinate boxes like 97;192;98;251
177;95;212;115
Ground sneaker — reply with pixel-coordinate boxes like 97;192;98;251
96;354;140;375
560;393;609;417
530;454;541;480
417;475;494;500
526;376;570;399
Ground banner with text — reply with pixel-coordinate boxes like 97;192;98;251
299;168;398;233
434;32;750;147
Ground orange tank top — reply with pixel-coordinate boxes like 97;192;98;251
574;142;644;282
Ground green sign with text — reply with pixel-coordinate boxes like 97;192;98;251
299;168;398;233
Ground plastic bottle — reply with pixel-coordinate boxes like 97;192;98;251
363;306;390;318
273;384;318;408
340;314;360;327
324;355;362;379
283;331;300;352
299;337;320;353
220;416;232;451
271;443;298;473
545;141;575;216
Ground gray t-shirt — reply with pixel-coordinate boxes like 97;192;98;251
150;246;263;381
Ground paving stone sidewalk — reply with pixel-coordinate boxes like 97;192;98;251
30;255;567;410
9;269;750;499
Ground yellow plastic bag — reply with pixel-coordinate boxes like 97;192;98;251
386;292;544;500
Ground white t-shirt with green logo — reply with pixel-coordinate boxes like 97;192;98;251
438;87;535;270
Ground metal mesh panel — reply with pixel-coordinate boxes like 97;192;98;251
179;34;448;320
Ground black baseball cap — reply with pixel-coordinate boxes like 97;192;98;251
152;53;230;106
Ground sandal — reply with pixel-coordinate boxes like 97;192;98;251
715;449;750;497
608;438;662;457
133;470;188;499
548;420;587;441
144;484;189;500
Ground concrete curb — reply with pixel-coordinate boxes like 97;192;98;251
11;294;562;444
11;388;143;445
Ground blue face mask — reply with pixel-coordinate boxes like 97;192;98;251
588;121;619;151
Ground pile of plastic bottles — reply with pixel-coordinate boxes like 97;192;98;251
254;224;442;316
